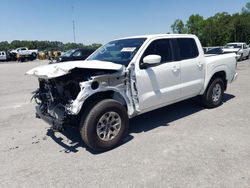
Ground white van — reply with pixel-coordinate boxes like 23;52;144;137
0;51;7;61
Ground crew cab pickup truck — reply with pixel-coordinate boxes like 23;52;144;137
11;47;38;62
222;42;250;61
26;34;238;151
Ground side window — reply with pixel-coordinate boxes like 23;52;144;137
176;38;199;60
141;39;173;64
72;50;82;57
243;44;247;49
21;48;27;51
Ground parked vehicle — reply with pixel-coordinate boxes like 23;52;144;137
26;34;238;151
222;43;250;61
0;51;7;61
10;47;38;62
53;48;95;63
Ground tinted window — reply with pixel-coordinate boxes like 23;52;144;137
72;50;82;57
176;38;199;60
225;44;242;49
141;39;173;63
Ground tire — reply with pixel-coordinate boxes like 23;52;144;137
247;53;250;60
239;53;243;61
79;99;129;151
31;52;37;60
202;78;225;108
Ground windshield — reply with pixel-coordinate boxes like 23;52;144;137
87;38;146;66
62;49;76;57
224;44;242;49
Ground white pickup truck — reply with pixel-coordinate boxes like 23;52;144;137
26;34;238;151
223;42;250;61
11;47;38;61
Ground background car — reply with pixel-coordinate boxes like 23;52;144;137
222;42;250;61
56;48;95;63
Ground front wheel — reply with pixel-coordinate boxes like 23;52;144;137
246;53;250;59
239;53;243;61
202;78;225;108
79;99;129;151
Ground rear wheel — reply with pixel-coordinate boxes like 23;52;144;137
79;99;129;151
202;78;225;108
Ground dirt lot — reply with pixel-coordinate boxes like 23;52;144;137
0;60;249;188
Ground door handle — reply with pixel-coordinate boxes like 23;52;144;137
172;66;180;73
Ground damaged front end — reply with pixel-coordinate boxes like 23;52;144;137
28;61;138;131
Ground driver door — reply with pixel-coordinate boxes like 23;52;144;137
135;38;181;112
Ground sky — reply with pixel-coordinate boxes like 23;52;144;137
0;0;249;44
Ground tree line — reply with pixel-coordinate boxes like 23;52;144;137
171;2;250;47
0;40;102;51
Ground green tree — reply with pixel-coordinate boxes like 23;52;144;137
186;14;204;39
171;1;250;46
171;19;186;34
242;2;250;13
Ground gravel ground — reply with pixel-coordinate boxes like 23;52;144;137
0;60;249;188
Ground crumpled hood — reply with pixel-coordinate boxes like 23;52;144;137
26;60;124;79
222;48;240;53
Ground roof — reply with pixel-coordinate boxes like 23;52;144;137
116;33;196;41
227;42;245;45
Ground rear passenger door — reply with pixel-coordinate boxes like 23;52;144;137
175;38;205;98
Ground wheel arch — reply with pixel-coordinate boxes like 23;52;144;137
77;90;129;118
202;70;227;94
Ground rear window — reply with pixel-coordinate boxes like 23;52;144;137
176;38;199;60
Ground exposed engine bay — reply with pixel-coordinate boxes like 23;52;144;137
32;67;138;130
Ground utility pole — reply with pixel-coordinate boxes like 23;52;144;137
72;5;76;43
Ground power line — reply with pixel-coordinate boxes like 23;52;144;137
72;5;76;43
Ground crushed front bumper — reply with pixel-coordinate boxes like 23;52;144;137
35;106;65;130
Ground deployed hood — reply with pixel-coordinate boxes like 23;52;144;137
26;60;124;79
222;48;240;53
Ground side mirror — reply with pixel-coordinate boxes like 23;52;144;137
142;55;161;68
